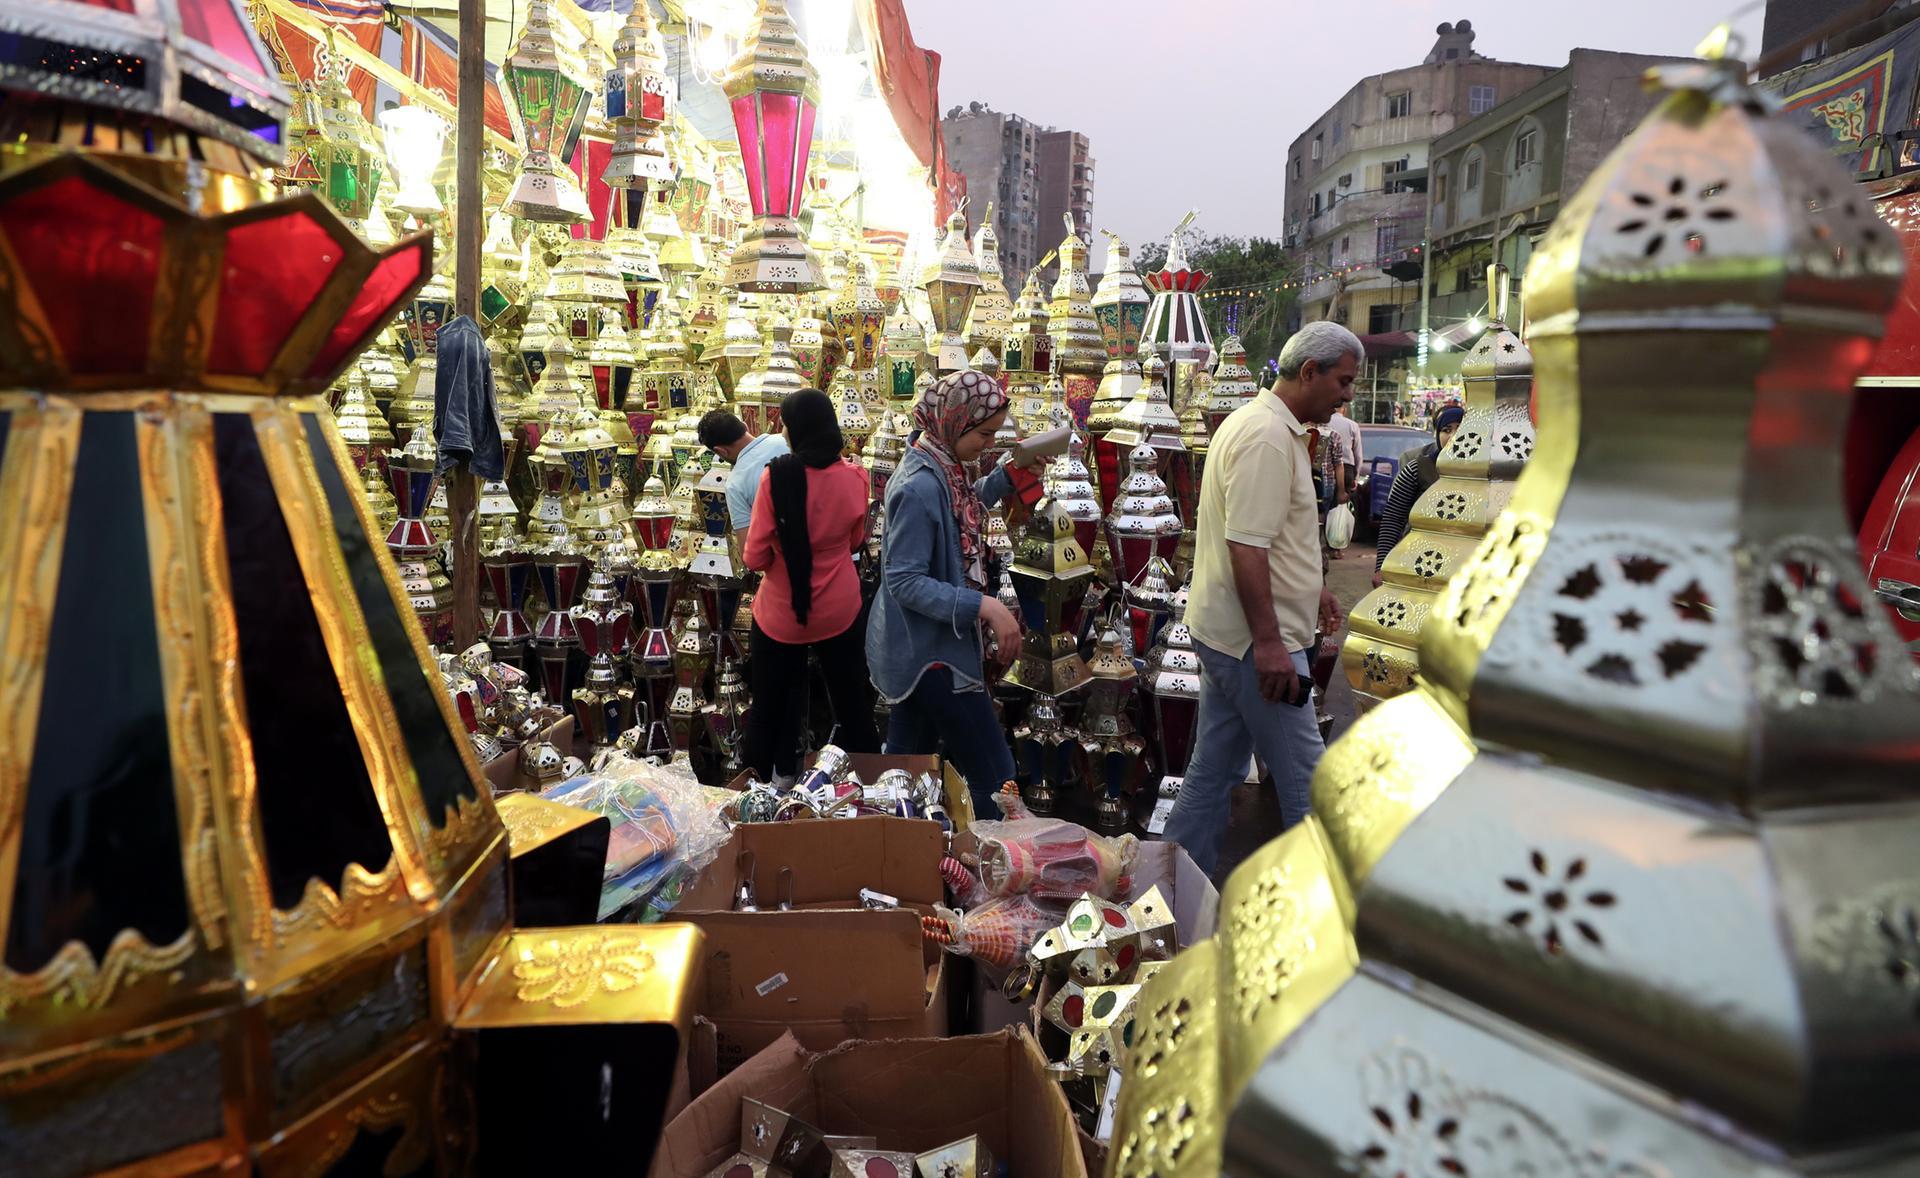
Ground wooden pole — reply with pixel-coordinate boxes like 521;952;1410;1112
448;0;486;650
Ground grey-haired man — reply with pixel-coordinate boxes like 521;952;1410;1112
1164;320;1362;876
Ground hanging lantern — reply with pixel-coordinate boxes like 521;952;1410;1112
722;0;825;293
920;207;983;374
378;104;449;217
502;0;593;223
282;71;384;219
604;0;676;188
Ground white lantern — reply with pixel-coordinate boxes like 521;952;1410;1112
378;105;450;216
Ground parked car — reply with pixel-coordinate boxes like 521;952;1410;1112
1354;425;1430;538
1847;186;1920;662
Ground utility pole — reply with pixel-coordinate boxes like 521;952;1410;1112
448;0;485;649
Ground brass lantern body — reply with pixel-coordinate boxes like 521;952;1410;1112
1343;295;1535;708
1108;62;1920;1177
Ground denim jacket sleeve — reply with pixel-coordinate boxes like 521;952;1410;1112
884;477;982;635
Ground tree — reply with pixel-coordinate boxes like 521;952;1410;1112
1136;231;1300;372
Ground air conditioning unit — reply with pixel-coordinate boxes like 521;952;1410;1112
1339;174;1352;188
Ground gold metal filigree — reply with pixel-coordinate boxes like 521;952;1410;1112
0;928;197;1016
510;931;657;1008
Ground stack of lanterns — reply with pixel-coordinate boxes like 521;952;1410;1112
282;0;1251;835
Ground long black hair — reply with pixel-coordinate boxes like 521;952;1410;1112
767;389;845;625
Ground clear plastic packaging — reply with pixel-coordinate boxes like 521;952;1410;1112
540;756;731;920
969;817;1138;903
928;894;1066;972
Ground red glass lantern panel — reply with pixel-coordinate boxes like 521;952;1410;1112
727;95;764;215
209;209;345;375
304;240;429;379
177;0;271;81
759;93;798;216
0;174;163;375
790;99;815;217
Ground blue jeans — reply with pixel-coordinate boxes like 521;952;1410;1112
884;665;1015;819
1163;644;1324;876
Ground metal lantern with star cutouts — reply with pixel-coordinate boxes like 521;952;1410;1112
603;0;675;188
502;0;593;222
921;207;983;373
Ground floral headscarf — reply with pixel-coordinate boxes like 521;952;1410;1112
912;370;1008;591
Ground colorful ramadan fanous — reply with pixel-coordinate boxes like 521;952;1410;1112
0;0;701;1174
1108;56;1920;1176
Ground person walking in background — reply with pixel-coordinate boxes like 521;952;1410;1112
1371;404;1464;587
867;370;1035;819
1329;401;1363;503
698;408;790;531
740;390;878;783
1164;321;1360;876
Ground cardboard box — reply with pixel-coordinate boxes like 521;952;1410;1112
674;815;944;915
726;751;978;832
649;1029;1090;1178
675;906;948;1074
667;816;952;1073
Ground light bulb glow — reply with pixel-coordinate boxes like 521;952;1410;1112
378;105;449;216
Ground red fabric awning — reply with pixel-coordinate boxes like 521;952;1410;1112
858;0;957;218
399;18;513;142
266;14;383;117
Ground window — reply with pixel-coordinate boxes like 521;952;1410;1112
1310;192;1321;216
1506;117;1545;205
1513;124;1539;168
1332;119;1343;146
1292;155;1302;180
1445;47;1459;59
1460;147;1486;221
1434;167;1449;203
1386;91;1412;119
1341;235;1350;253
1377;224;1399;256
1470;85;1497;115
1369;302;1400;334
1383;156;1411;193
1312;133;1323;161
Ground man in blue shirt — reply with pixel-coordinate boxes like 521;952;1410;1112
697;409;790;531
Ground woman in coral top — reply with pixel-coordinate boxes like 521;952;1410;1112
740;388;880;782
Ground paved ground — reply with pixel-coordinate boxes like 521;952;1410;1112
1213;543;1377;880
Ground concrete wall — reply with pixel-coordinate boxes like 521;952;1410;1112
940;108;1047;286
1037;129;1094;265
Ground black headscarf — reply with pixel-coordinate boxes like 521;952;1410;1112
767;389;845;626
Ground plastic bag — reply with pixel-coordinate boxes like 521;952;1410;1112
927;894;1066;973
969;817;1137;903
540;756;731;920
1325;501;1354;550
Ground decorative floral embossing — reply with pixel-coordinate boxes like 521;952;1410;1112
511;931;656;1008
1226;864;1311;1026
1355;1048;1469;1177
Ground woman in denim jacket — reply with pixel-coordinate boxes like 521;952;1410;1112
866;371;1028;817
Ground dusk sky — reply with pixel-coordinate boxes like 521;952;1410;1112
904;0;1769;251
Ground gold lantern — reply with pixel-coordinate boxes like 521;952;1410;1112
1109;57;1920;1175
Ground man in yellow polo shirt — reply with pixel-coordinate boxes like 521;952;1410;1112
1164;321;1359;875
